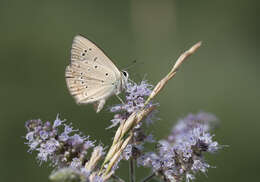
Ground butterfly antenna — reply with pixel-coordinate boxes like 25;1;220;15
128;72;142;83
123;60;140;71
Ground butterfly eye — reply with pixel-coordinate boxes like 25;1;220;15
122;71;128;77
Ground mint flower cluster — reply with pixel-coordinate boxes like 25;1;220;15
25;81;222;182
138;112;220;182
109;81;155;128
25;116;107;181
25;115;96;168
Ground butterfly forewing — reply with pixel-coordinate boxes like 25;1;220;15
71;35;121;74
65;35;122;105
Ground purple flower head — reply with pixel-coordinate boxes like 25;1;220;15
109;80;159;161
25;115;95;168
168;112;218;143
109;80;155;121
53;114;65;128
138;112;221;182
39;130;49;140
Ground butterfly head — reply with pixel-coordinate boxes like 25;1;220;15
121;70;129;90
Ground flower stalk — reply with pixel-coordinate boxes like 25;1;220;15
100;41;202;176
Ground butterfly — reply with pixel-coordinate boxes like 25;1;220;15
65;35;129;113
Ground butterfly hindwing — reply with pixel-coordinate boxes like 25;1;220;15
65;62;116;104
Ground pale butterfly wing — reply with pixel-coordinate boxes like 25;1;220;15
70;35;121;76
65;35;124;112
66;63;116;103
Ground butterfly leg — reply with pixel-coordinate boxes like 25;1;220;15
94;99;106;113
116;95;125;104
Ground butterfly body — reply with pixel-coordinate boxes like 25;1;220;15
65;35;128;112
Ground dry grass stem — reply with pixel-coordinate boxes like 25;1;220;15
145;41;201;105
100;41;202;178
103;134;133;176
85;146;104;172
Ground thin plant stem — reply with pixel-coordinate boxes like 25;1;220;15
111;174;125;182
129;157;135;182
141;173;156;182
100;42;202;177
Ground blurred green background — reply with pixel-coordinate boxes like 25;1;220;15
0;0;258;181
